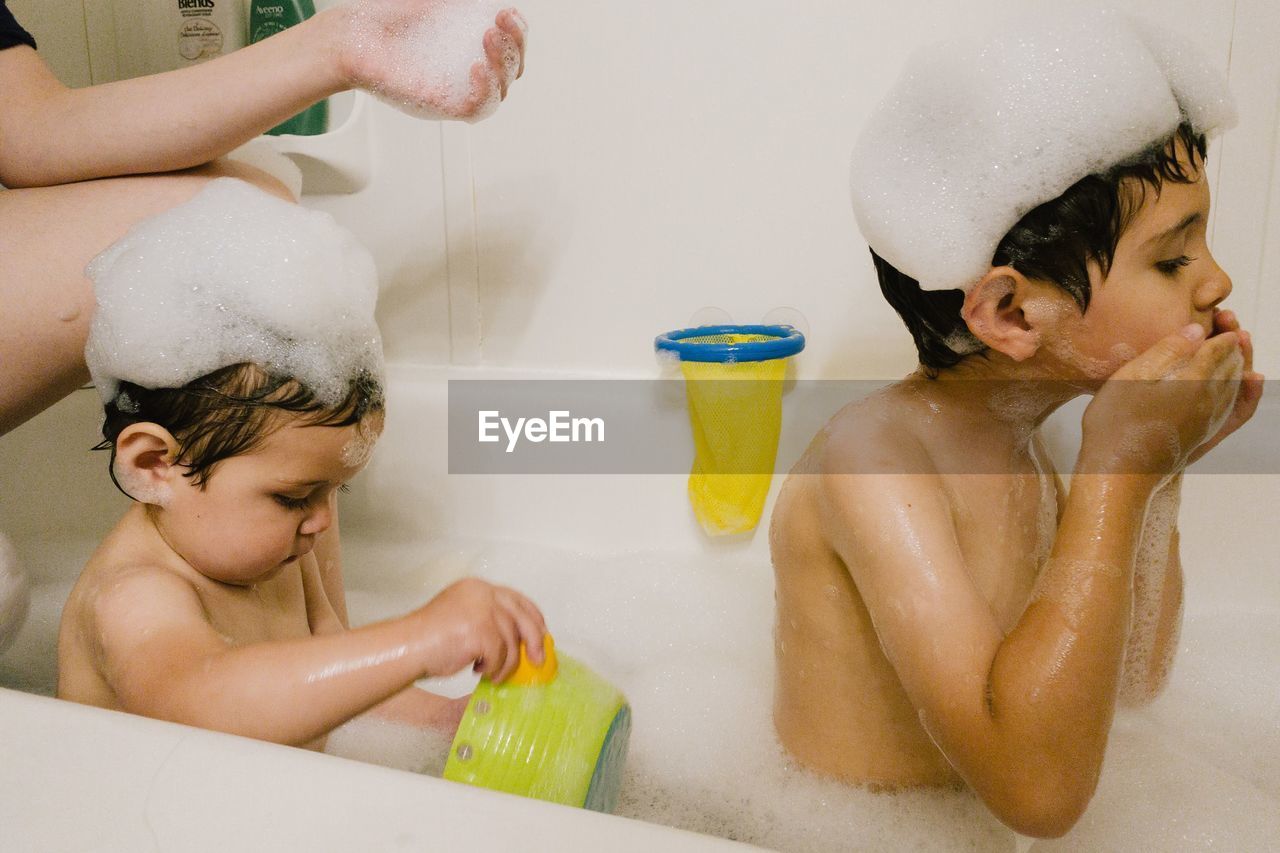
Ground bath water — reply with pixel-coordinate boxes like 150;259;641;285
327;536;1280;851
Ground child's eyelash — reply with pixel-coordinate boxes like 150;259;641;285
275;485;349;509
1156;255;1196;275
274;494;310;510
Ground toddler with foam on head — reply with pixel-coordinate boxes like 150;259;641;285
57;178;547;749
770;3;1264;839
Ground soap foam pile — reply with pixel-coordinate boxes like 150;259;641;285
334;541;1013;852
85;178;383;407
330;537;1280;851
351;0;511;121
850;3;1237;293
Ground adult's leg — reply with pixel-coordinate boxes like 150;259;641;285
0;160;293;436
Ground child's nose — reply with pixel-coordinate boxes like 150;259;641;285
1196;257;1232;311
298;502;333;536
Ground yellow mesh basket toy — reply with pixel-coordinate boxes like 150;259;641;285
655;324;805;536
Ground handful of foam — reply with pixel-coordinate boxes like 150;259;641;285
85;178;383;406
351;0;514;121
849;2;1237;293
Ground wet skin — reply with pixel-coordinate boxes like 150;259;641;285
770;140;1262;835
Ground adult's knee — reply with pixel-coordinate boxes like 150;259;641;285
184;157;297;203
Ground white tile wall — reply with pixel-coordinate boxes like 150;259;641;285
10;0;1278;378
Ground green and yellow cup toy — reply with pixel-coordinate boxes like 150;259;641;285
655;324;806;536
443;635;632;813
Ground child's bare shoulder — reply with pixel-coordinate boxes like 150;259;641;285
68;517;206;633
814;384;937;477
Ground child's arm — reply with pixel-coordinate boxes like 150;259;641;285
820;328;1242;838
90;570;545;747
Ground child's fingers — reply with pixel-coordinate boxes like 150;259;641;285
510;602;546;663
478;631;507;679
1125;325;1205;379
1212;308;1236;336
1189;329;1238;371
1239;329;1254;374
493;589;544;664
490;611;521;682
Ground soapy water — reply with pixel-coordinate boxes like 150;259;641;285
0;535;1275;850
348;0;520;122
331;541;1012;851
319;538;1280;850
849;2;1237;294
84;178;383;409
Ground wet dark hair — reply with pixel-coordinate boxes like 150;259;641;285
873;123;1209;374
95;362;384;493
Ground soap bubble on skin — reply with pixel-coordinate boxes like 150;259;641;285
1118;483;1181;706
85;178;384;411
111;461;174;508
850;1;1236;294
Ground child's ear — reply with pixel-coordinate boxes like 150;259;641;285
113;424;181;505
961;267;1040;362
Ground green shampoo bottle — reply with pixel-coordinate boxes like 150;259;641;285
250;0;329;135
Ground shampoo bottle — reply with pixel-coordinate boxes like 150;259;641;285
251;0;329;135
118;0;247;78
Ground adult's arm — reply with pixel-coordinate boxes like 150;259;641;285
0;13;345;188
0;3;526;188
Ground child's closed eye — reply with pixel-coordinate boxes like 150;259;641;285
273;493;311;511
1156;255;1196;276
274;484;350;509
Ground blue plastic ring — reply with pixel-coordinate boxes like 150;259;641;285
654;324;806;363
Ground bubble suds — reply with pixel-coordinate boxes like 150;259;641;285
342;542;1014;851
350;0;508;121
0;532;29;656
849;2;1236;293
1118;482;1182;706
325;714;452;776
341;419;382;469
110;462;173;507
85;178;384;408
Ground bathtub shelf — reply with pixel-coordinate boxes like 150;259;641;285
260;89;373;195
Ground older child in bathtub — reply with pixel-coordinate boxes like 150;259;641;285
770;9;1264;839
56;178;547;749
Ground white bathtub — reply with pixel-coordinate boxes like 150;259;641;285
2;366;1277;851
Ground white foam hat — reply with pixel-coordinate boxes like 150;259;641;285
85;178;384;408
849;4;1237;293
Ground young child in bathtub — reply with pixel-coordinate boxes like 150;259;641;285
56;178;548;750
770;8;1264;839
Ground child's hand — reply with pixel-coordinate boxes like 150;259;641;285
1081;322;1245;478
337;1;527;121
415;578;546;682
1184;308;1265;464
